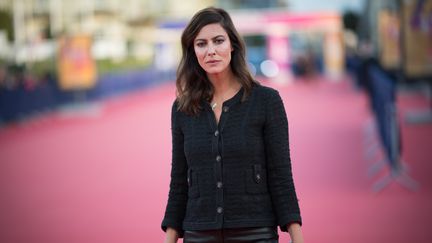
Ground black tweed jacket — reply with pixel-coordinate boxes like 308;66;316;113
161;83;302;237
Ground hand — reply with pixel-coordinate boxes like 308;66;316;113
164;227;179;243
288;223;304;243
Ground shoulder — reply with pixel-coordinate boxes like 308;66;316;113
171;99;184;121
171;99;179;114
251;83;281;102
255;84;278;93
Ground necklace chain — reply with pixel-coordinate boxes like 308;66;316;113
211;85;241;110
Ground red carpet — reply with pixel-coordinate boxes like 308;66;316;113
1;76;431;243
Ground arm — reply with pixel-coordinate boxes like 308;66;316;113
263;89;303;232
161;101;188;239
288;223;304;243
163;227;179;243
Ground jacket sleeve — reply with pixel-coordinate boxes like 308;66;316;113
161;101;188;238
263;89;302;231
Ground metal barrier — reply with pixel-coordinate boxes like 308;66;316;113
364;62;419;192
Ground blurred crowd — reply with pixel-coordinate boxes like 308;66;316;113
0;63;55;92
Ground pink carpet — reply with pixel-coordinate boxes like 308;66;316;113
1;76;431;243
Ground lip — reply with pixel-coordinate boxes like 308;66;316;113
206;60;221;64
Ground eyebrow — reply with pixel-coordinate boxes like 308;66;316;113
195;35;226;42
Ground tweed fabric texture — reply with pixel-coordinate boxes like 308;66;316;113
161;83;301;237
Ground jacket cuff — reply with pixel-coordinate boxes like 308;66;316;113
161;219;184;238
278;213;302;232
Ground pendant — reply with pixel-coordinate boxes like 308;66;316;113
211;102;217;110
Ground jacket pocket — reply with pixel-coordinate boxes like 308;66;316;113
245;164;268;194
187;168;200;198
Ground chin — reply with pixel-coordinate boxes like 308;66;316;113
206;70;223;75
204;67;229;75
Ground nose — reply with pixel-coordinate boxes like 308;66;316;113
207;44;216;56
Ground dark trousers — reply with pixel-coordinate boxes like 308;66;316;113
184;226;278;243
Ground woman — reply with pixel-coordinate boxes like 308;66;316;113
162;7;304;243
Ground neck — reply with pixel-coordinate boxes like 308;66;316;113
207;68;239;96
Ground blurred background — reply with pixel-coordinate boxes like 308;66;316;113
0;0;431;242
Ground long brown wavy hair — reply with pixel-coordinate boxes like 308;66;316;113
176;7;258;115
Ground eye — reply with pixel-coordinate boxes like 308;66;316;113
196;42;206;48
215;39;225;44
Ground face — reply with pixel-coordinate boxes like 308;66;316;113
194;23;233;75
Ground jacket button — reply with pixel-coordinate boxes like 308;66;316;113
217;207;223;214
216;181;223;188
223;106;229;112
214;130;219;137
216;155;221;162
